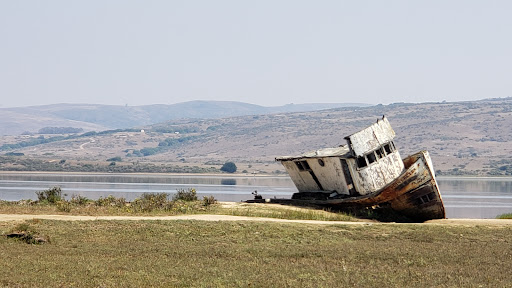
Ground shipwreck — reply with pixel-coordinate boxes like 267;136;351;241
251;116;445;222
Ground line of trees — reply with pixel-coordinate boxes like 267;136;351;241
38;127;84;134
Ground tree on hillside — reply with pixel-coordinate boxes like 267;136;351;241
220;162;237;173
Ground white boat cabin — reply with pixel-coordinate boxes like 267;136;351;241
276;116;405;196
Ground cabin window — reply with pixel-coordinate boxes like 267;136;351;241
376;148;385;159
356;156;367;168
318;159;325;167
295;160;311;171
367;152;377;164
356;141;397;169
384;142;395;154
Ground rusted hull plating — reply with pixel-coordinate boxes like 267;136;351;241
254;151;445;222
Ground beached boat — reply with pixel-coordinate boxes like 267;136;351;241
252;116;445;222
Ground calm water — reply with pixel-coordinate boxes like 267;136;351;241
0;172;511;219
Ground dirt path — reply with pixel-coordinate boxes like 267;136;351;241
79;138;95;150
1;213;512;226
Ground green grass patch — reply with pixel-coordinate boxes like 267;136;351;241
497;213;512;219
224;204;356;221
1;220;511;287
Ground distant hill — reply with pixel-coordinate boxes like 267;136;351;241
0;109;108;136
1;97;512;176
0;101;369;136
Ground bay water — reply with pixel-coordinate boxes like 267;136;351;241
1;172;511;219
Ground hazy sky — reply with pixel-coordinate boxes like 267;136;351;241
1;1;511;108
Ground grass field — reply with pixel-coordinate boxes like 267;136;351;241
1;191;511;287
1;219;511;287
0;190;360;222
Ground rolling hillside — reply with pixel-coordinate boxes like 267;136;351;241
0;101;367;136
1;98;512;176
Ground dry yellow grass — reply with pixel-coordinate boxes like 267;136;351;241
1;219;511;287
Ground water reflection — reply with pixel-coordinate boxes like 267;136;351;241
437;177;512;219
1;172;512;219
220;179;237;185
0;172;295;203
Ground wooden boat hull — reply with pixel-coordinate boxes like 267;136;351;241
250;151;445;222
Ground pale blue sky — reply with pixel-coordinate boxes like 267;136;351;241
1;1;511;107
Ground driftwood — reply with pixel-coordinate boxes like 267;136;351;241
5;232;48;244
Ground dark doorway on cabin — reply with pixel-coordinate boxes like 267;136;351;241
341;159;357;196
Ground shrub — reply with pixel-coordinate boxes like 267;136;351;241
95;195;126;207
139;147;161;156
220;162;237;173
14;199;36;206
132;193;172;212
70;195;90;206
202;195;217;207
173;188;197;201
56;201;72;212
36;187;63;204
